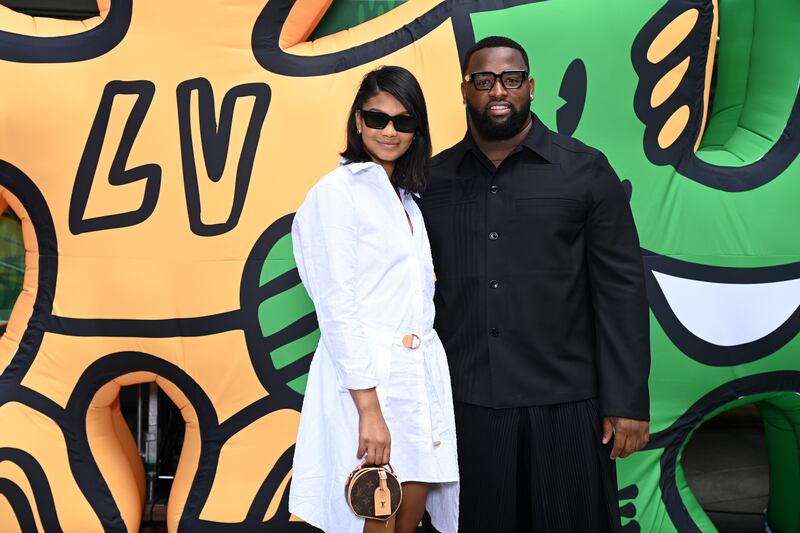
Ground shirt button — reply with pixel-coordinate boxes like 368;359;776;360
489;328;500;337
489;280;500;289
489;231;499;241
490;185;499;194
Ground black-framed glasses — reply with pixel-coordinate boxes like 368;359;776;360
360;110;418;133
464;70;528;91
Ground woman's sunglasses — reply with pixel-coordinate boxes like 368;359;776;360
360;110;418;133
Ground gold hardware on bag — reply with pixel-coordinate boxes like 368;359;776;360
402;333;421;349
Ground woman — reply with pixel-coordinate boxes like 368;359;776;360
288;66;459;533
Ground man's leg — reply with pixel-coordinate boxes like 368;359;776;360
455;402;523;533
525;398;623;533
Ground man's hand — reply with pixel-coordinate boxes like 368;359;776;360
602;417;649;459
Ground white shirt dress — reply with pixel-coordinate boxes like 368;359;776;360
288;161;459;533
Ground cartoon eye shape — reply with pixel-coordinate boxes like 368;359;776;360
644;252;800;366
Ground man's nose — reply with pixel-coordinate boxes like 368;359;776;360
489;77;508;98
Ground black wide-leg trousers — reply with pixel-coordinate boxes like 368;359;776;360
453;398;623;533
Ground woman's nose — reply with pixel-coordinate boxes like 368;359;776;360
382;121;398;136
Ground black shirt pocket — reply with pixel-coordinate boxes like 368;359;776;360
510;197;586;273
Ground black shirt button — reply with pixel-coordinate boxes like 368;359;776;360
489;280;500;289
489;231;499;241
490;185;499;194
489;328;500;337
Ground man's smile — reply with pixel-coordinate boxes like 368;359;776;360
487;101;512;117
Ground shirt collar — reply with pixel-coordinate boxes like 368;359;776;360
340;158;420;198
519;114;554;162
340;158;377;174
456;113;554;164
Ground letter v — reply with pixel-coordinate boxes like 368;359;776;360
177;78;271;236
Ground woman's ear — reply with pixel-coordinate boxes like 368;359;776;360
355;109;362;134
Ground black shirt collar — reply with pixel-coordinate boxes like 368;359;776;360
456;113;553;165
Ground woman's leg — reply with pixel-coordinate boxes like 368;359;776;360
394;482;429;533
363;515;396;533
362;482;428;533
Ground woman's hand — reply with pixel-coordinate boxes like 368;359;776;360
350;388;391;465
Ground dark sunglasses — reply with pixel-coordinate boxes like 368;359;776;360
360;110;418;133
464;70;528;91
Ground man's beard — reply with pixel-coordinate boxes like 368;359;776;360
467;100;531;140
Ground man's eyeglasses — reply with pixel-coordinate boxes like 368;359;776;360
360;110;418;133
464;70;528;91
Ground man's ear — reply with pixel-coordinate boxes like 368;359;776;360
460;81;467;106
529;77;535;100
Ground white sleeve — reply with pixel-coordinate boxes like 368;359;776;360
291;180;377;390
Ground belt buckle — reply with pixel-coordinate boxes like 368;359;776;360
402;333;421;350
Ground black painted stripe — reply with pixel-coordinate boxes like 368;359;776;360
45;310;243;338
0;479;37;532
0;448;63;532
0;0;130;63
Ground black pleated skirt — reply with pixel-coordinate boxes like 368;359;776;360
445;398;623;533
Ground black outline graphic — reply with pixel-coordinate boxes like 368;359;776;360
0;162;58;381
69;80;161;235
632;0;800;191
643;251;800;366
240;214;317;408
0;160;309;529
645;372;800;533
0;448;63;532
0;479;36;532
46;310;242;338
252;0;549;77
66;353;217;531
556;58;587;137
0;0;130;63
177;79;271;237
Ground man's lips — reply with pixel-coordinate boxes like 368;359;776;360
487;101;512;118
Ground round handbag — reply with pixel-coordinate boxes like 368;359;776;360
344;463;402;522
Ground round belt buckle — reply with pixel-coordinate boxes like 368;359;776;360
403;334;421;350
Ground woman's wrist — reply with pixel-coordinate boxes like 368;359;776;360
349;387;382;416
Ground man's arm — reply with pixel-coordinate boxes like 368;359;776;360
585;154;651;458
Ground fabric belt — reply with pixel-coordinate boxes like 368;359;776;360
392;330;446;447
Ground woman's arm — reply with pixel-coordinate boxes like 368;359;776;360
292;177;391;464
350;389;391;465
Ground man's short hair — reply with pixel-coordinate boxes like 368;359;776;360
462;36;530;75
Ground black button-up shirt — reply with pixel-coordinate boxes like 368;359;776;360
419;115;650;420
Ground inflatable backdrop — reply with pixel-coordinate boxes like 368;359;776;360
0;0;799;531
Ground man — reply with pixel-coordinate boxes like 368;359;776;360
419;36;650;532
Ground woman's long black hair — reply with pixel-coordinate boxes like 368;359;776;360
341;66;431;194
